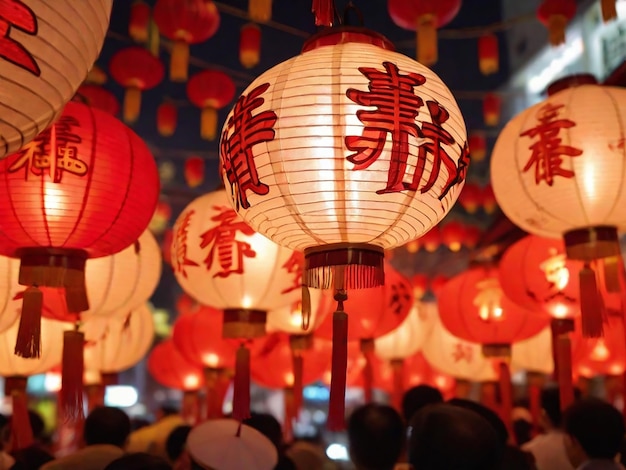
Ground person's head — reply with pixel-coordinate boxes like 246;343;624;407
563;398;625;467
540;386;581;430
402;385;443;423
10;445;54;470
165;425;191;463
408;403;502;470
243;413;284;451
448;398;509;447
498;445;537;470
347;403;404;470
27;411;45;442
103;452;172;470
83;407;131;448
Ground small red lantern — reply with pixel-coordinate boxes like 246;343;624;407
459;183;482;213
149;200;172;235
469;131;487;162
75;85;120;116
420;225;441;252
109;47;165;124
430;275;448;297
465;225;482;249
573;315;626;378
153;0;221;82
441;221;466;252
129;1;151;43
184;157;205;188
478;34;499;75
157;102;178;137
481;184;497;214
537;0;576;46
240;23;262;69
187;70;236;141
483;93;501;127
412;274;429;300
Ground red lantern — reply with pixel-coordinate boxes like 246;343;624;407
187;70;236;141
153;0;221;82
109;47;165;124
483;93;501;127
157;102;178;137
573;315;626;378
240;23;261;69
537;0;576;46
75;85;120;116
430;275;448;297
459;183;482;214
129;1;151;43
149;200;172;235
469;131;487;162
412;274;429;300
387;0;462;65
184;157;205;188
420;225;442;252
465;225;482;249
441;221;466;252
478;34;499;75
481;184;497;214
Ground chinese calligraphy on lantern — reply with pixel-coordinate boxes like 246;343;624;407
521;103;582;185
473;278;504;322
452;342;473;363
8;116;88;182
0;0;40;76
172;210;199;279
281;251;304;294
220;83;275;210
199;206;257;278
389;282;412;316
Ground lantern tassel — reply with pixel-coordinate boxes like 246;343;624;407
170;40;190;82
555;333;575;412
416;14;437;66
601;0;617;22
204;368;220;420
547;14;567;46
7;379;33;453
123;87;142;124
360;339;375;404
580;263;605;338
301;285;311;331
201;107;218;141
327;296;348;431
61;328;85;423
391;359;404;413
85;384;105;413
312;0;334;27
15;286;42;359
292;353;304;415
603;256;622;293
498;361;516;445
527;373;543;437
148;19;160;57
233;343;251;422
249;0;273;23
182;391;199;425
283;388;295;443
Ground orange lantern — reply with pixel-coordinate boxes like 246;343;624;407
411;274;429;300
441;221;466;252
109;46;165;123
248;0;273;23
477;34;499;75
0;0;113;159
537;0;576;46
157;102;178;137
387;0;462;66
149;200;172;235
469;131;487;162
153;0;221;82
187;70;236;141
483;93;501;127
465;225;482;249
184;157;205;188
480;184;497;214
75;85;120;116
420;225;442;252
129;1;151;43
240;23;261;69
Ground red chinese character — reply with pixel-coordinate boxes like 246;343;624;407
0;0;40;76
200;206;257;278
452;343;473;363
220;83;275;210
281;251;304;295
172;209;199;279
389;282;411;316
439;140;470;200
521;103;583;185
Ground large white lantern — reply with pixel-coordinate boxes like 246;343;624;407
0;0;113;158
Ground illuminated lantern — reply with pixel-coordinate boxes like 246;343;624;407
129;1;151;43
75;85;120;116
572;315;626;378
387;0;462;65
478;34;499;75
187;70;236;141
153;0;221;82
430;275;448;297
421;226;442;252
240;23;262;69
248;0;272;23
469;132;487;162
149;201;172;235
184;157;205;188
481;184;497;214
109;46;165;123
0;257;27;334
490;76;626;337
465;226;482;249
483;93;501;127
411;274;429;300
601;0;617;22
0;0;113;159
267;287;332;335
537;0;576;46
441;221;466;252
157;102;178;137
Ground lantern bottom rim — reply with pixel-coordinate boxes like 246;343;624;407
563;225;619;261
4;376;28;396
289;333;314;352
481;343;512;359
223;309;267;339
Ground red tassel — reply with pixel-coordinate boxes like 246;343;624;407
292;354;304;415
622;370;626;424
283;388;295;443
233;344;251;422
85;384;105;412
327;309;348;431
15;286;42;358
7;379;33;452
580;263;604;338
498;361;516;445
391;360;404;413
527;375;543;437
555;333;574;411
362;350;374;404
182;391;199;425
312;0;334;27
480;382;498;414
61;329;85;423
603;256;622;293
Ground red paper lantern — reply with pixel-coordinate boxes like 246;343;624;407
441;221;466;252
459;183;482;214
184;157;205;188
483;93;501;127
465;225;482;249
129;1;151;43
430;275;448;297
420;225;442;252
387;0;462;65
75;85;120;116
572;315;626;378
481;184;497;214
240;23;261;69
109;46;165;124
157;102;178;137
153;0;221;82
149;200;172;235
187;70;236;141
478;34;499;75
537;0;577;46
412;274;429;300
469;132;487;162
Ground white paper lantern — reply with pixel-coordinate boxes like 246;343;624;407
511;327;554;375
0;256;26;334
266;287;333;335
0;0;113;158
375;302;432;361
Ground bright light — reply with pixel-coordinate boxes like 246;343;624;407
105;385;138;408
184;374;201;390
551;303;570;319
203;353;220;368
326;443;349;461
590;340;610;361
527;37;584;94
241;295;253;309
44;373;62;393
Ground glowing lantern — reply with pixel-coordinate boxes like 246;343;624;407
481;184;497;214
240;23;261;69
483;93;501;127
187;70;236;141
248;0;272;23
465;226;482;249
75;85;120;116
387;0;462;66
420;226;442;252
184;157;205;188
411;274;429;300
129;1;151;43
109;46;165;123
478;34;499;75
0;0;113;159
148;339;205;423
537;0;576;46
441;221;466;252
469;131;487;161
157;102;178;137
0;257;27;334
153;0;220;82
601;0;617;22
430;275;448;297
149;201;172;235
267;286;332;335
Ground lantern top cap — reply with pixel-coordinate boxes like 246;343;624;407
302;26;396;53
547;73;598;96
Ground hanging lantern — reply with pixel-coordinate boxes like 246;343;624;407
153;0;221;82
267;286;332;335
420;225;442;252
411;274;429;300
0;257;28;334
129;1;151;43
469;131;487;162
0;0;113;159
430;275;449;297
157;102;178;137
387;0;462;66
187;70;236;141
601;0;617;23
537;0;577;46
74;85;120;116
573;315;626;378
184;157;205;188
477;34;499;75
464;225;482;249
150;200;172;235
248;0;272;23
441;221;466;252
109;46;165;124
240;23;262;69
483;93;501;127
491;75;626;338
480;184;497;214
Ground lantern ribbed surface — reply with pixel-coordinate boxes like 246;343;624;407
374;302;430;360
0;0;113;158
